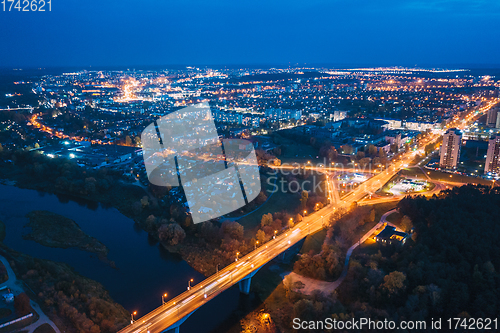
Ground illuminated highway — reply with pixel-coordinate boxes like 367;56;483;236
118;98;499;333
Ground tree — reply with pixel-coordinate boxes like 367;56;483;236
368;144;377;156
379;148;387;159
134;136;141;146
84;177;97;194
300;191;309;210
125;136;132;146
158;223;186;245
261;213;273;228
383;271;406;295
145;215;157;230
256;230;267;244
390;143;398;154
368;208;375;223
342;144;353;155
14;292;31;316
256;191;268;204
0;143;3;153
220;221;244;240
359;157;371;166
400;215;413;233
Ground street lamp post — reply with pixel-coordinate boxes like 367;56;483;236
131;311;137;324
216;263;220;275
162;293;168;305
255;240;259;250
273;230;277;239
188;278;193;291
236;252;240;261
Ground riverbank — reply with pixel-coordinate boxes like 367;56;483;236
0;244;129;333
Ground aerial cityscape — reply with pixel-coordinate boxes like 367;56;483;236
1;1;500;333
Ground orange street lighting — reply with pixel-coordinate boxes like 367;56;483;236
162;293;168;305
131;311;137;324
188;279;194;290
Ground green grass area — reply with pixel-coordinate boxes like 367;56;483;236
237;173;327;237
300;229;327;255
252;264;290;301
353;240;381;256
0;311;38;333
279;143;320;165
239;188;300;237
33;324;56;333
385;212;402;224
424;169;493;186
372;202;399;223
399;167;427;178
0;308;12;320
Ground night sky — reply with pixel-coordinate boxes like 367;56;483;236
1;0;499;68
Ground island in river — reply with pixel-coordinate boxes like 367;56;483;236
24;210;109;257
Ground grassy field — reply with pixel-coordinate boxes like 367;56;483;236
399;167;427;178
300;229;327;255
0;308;12;320
423;169;493;186
279;143;320;165
386;211;402;224
236;172;327;237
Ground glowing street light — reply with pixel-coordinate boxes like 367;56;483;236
162;293;168;305
273;230;277;239
131;311;137;324
188;278;193;290
236;252;240;261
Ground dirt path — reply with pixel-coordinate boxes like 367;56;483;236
0;256;60;333
283;209;398;296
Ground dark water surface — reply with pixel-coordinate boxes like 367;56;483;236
0;184;241;333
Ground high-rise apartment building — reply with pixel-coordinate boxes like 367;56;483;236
439;128;462;169
487;107;498;127
485;135;500;175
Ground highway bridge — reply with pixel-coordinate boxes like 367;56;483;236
118;99;498;333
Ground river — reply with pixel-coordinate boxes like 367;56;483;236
0;184;243;333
